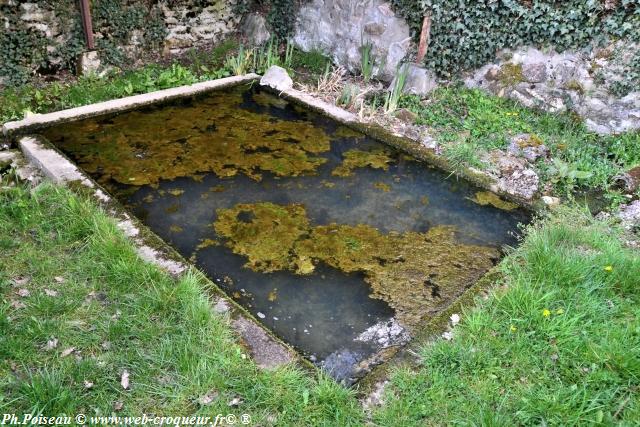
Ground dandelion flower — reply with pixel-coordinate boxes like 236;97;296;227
604;265;613;272
510;325;517;332
542;309;551;318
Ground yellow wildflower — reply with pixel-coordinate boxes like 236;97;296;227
542;309;551;318
510;325;517;332
556;308;564;315
604;265;613;272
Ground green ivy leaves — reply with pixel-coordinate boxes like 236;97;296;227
390;0;639;78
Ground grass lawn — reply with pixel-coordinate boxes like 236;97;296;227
0;184;362;425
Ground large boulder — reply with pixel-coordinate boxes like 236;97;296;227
260;65;293;91
293;0;411;82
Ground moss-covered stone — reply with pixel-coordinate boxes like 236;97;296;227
332;149;395;177
214;202;500;328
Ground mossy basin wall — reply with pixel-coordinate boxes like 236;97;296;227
42;85;530;384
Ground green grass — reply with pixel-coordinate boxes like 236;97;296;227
290;48;332;76
0;184;362;425
399;87;640;194
374;206;640;425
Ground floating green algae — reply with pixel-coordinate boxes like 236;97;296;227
43;89;332;186
214;202;500;327
333;125;365;140
470;191;518;211
373;182;391;192
331;149;395;177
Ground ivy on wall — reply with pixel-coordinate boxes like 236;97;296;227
0;0;167;87
390;0;640;78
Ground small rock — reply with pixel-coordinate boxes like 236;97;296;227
44;289;58;297
16;288;30;297
391;64;438;96
84;380;94;389
507;134;549;162
257;312;266;319
394;108;417;124
260;65;293;92
541;196;561;208
493;152;540;201
442;331;453;341
522;62;548;83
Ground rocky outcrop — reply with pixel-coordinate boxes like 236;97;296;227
293;0;412;82
465;44;640;134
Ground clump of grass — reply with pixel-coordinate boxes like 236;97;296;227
337;84;359;109
0;183;363;423
384;63;409;114
226;44;253;76
374;206;640;425
290;48;331;75
360;40;375;83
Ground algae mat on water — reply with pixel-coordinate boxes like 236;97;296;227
43;90;332;186
214;202;501;328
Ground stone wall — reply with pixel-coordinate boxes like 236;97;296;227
0;0;241;85
161;1;240;55
465;42;640;135
292;0;412;82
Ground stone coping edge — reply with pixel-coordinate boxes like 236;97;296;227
3;74;260;138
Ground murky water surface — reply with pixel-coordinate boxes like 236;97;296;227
44;85;529;383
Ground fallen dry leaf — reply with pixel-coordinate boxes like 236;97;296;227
54;276;65;284
45;338;58;351
44;289;58;297
228;396;243;407
113;401;123;411
16;289;30;297
12;276;30;286
121;370;130;390
197;390;218;406
10;300;26;309
61;347;76;357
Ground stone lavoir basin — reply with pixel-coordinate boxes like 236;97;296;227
42;85;530;384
